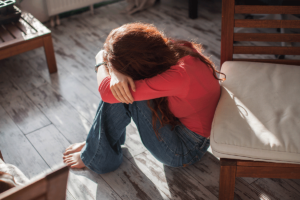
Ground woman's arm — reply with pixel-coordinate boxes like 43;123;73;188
96;50;110;87
96;50;135;104
97;65;109;87
99;64;189;104
109;68;136;104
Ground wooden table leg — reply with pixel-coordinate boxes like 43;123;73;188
43;34;57;74
219;159;237;200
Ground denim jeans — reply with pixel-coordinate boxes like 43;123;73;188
80;100;210;174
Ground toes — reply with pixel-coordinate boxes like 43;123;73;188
65;146;73;152
63;159;73;163
70;162;84;169
62;151;85;168
63;155;74;162
70;164;78;168
65;149;75;155
63;155;72;159
64;149;75;155
65;161;76;166
64;158;73;163
63;150;71;155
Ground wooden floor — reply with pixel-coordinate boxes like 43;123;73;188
1;0;300;199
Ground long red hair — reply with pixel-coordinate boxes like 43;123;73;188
103;23;225;138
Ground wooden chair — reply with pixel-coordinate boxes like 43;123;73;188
0;164;69;200
210;1;300;199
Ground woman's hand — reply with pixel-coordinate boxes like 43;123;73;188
110;68;136;104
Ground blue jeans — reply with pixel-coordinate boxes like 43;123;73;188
80;100;210;174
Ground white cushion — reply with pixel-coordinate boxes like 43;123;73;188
211;61;300;164
0;163;29;185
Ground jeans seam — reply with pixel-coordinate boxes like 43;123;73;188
174;127;198;156
199;138;209;150
180;125;204;144
136;103;196;157
136;104;178;155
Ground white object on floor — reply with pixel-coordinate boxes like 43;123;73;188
0;162;29;185
124;0;156;15
211;61;300;164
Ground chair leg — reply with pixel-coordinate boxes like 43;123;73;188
219;159;237;200
188;0;198;19
43;34;57;74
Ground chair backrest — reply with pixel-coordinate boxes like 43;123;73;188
221;0;300;67
0;166;69;200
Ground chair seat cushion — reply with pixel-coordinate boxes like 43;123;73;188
211;61;300;164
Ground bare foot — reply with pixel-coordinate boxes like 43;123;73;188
64;142;86;155
63;152;86;169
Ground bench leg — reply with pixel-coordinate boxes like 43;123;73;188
219;159;236;200
0;150;4;162
43;34;57;74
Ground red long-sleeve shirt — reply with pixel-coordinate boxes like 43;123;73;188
99;55;220;138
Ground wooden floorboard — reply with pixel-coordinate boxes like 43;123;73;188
1;93;51;134
0;0;299;199
251;178;300;200
1;59;47;92
27;124;121;200
0;105;50;179
176;152;262;199
100;157;170;200
130;151;217;200
0;71;24;104
46;71;100;124
123;120;147;160
26;84;90;143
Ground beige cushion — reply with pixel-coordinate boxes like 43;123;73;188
211;61;300;164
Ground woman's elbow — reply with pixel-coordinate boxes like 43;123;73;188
99;90;117;103
99;90;110;103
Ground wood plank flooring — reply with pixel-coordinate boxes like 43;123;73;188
0;0;299;199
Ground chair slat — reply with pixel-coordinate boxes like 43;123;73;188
22;12;50;36
236;166;300;179
4;24;23;39
235;19;300;28
18;18;38;40
0;26;15;42
221;0;235;66
234;33;300;42
235;5;300;14
233;58;300;65
14;21;27;35
237;160;300;167
233;46;300;55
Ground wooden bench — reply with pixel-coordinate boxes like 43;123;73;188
0;11;57;74
0;150;69;200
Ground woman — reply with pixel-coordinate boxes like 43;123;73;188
63;23;225;174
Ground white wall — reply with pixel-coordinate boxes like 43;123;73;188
19;0;49;22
